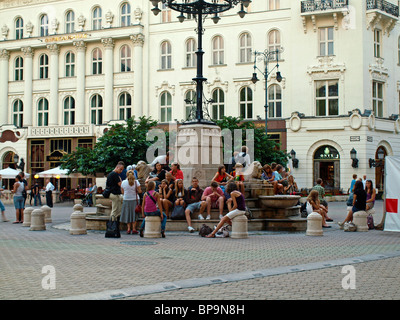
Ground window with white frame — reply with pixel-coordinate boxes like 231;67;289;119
63;96;75;125
65;10;75;33
39;54;49;79
372;81;384;117
374;29;381;58
212;35;224;65
13;99;23;128
185;38;196;68
160;91;172;122
239;86;253;119
269;0;280;10
65;51;75;77
91;94;103;124
92;7;102;30
239;32;252;63
211;88;225;120
315;80;339;116
40;14;49;36
160;41;172;70
121;2;131;27
319;27;334;56
15;17;23;40
161;3;171;23
14;56;23;81
268;84;282;118
185;90;195;120
120;45;132;72
92;48;103;74
119;92;132;120
268;30;281;60
37;98;49;126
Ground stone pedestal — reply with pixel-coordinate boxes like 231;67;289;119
22;207;34;227
231;214;248;239
144;216;161;238
175;123;223;189
30;209;46;231
41;205;52;223
306;212;323;236
354;210;368;232
70;204;86;235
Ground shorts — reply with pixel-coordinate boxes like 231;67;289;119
226;209;245;220
13;196;25;209
0;200;4;212
352;206;365;213
186;202;201;213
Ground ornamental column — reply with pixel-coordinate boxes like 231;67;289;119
73;40;86;125
21;46;34;127
0;49;9;126
47;44;59;126
130;33;144;118
101;37;114;123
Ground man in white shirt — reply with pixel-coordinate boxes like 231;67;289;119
44;179;55;208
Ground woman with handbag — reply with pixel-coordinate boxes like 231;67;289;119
120;170;142;234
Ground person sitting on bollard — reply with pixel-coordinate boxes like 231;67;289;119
139;181;167;238
312;178;333;222
338;180;367;228
200;181;225;220
365;180;376;211
158;179;174;218
212;165;233;193
206;182;246;238
307;190;331;228
184;177;205;233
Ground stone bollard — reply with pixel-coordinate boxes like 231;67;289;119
306;212;323;236
144;216;161;238
367;208;376;216
231;214;248;239
354;210;368;232
22;207;34;227
70;204;86;235
41;205;52;223
30;209;46;231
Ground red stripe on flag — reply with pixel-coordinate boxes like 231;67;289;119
386;199;398;214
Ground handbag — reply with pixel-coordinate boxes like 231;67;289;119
102;187;111;199
171;205;185;220
105;216;120;238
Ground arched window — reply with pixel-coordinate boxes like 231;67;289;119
185;90;195;120
119;92;132;120
14;56;23;81
239;32;252;63
63;96;75;125
268;84;282;118
13;99;23;128
160;41;172;70
39;54;49;79
65;10;75;33
37;98;49;126
91;94;103;124
121;2;131;27
2;151;16;169
120;45;132;72
185;38;196;68
211;88;225;120
92;6;102;30
160;91;172;122
40;14;49;36
239;86;253;119
65;51;75;77
15;17;23;39
212;35;224;65
92;48;102;75
268;30;281;60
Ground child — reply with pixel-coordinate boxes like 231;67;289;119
174;179;185;207
231;163;245;194
139;181;167;238
206;182;246;238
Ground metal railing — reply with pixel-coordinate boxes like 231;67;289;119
366;0;399;18
301;0;349;13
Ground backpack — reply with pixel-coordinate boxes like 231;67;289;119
199;224;213;237
367;215;374;230
300;202;308;218
215;225;229;238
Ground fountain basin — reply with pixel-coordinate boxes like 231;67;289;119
259;195;301;209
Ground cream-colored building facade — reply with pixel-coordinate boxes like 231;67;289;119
0;0;399;191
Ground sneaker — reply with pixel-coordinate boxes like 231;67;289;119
198;214;204;220
219;214;224;219
206;215;211;220
337;222;344;230
188;226;195;233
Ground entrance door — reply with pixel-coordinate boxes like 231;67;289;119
313;145;340;191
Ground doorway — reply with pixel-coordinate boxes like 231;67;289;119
313;145;340;191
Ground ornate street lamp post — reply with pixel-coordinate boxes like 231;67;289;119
150;0;251;125
251;49;283;136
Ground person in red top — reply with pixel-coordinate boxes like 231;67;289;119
200;181;225;220
170;162;184;181
212;165;233;193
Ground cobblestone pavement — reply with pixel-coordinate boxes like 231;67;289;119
1;200;399;301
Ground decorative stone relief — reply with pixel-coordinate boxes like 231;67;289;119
0;49;10;60
50;18;59;35
105;10;114;28
206;77;229;94
368;113;376;130
395;119;400;134
349;109;362;130
101;37;114;48
289;112;302;132
130;33;144;47
25;21;33;37
21;46;34;57
77;14;86;31
369;58;388;83
155;81;175;97
1;24;9;40
307;56;346;83
134;7;143;24
73;40;86;52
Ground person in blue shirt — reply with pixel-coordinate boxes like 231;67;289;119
272;164;285;194
347;174;357;206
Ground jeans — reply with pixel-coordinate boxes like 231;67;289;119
34;194;42;206
140;210;167;231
